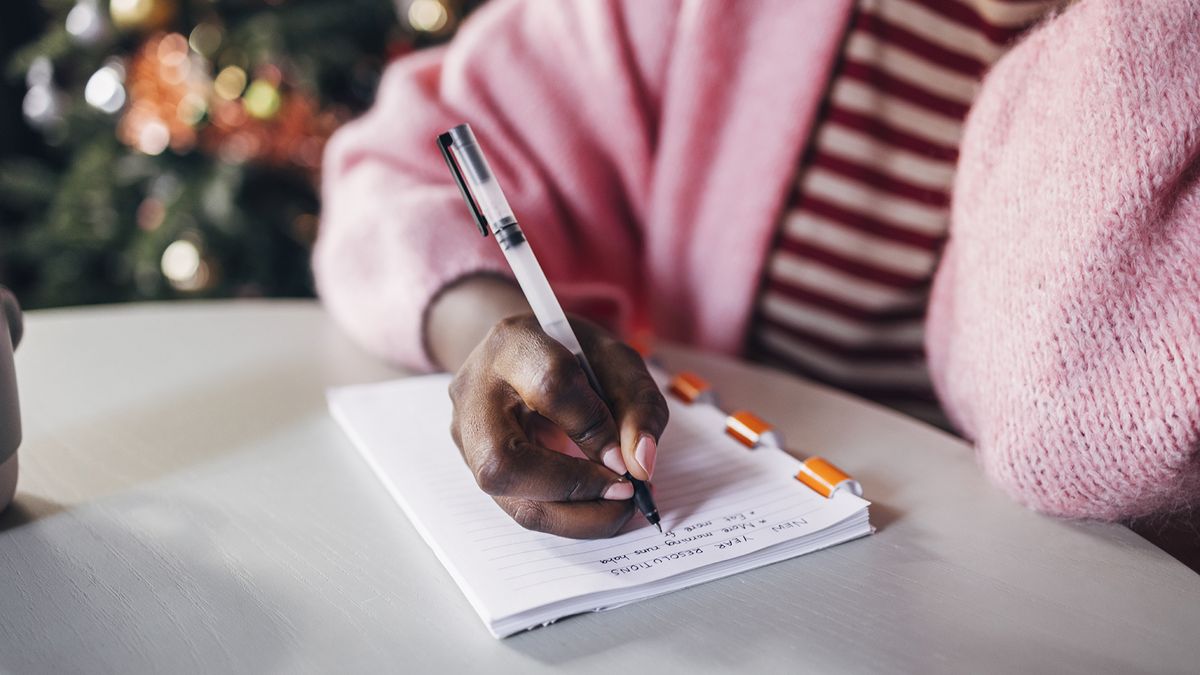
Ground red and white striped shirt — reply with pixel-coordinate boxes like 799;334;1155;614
747;0;1061;424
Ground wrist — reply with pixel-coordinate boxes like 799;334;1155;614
425;273;529;372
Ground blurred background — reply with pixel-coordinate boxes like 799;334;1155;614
0;0;485;309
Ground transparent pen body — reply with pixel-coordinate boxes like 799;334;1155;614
504;242;584;357
447;127;585;358
442;123;660;529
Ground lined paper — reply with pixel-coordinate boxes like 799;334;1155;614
329;374;870;637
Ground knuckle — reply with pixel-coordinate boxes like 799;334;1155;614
605;340;641;364
571;402;612;448
511;500;550;533
527;354;577;409
473;453;512;496
494;313;536;339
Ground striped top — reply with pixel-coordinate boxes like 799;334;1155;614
746;0;1061;425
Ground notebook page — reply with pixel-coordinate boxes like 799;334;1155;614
328;375;868;634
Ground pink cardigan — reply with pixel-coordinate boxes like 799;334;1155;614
314;0;1200;521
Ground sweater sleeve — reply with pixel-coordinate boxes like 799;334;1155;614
313;0;677;370
926;0;1200;520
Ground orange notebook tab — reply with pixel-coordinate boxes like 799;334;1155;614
664;368;862;500
724;410;783;449
667;371;716;405
795;457;862;498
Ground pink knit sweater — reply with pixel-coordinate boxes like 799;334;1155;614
314;0;1200;521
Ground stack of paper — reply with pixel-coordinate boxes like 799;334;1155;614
328;374;871;638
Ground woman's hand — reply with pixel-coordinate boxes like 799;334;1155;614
448;313;668;539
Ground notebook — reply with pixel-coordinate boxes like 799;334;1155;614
327;371;871;638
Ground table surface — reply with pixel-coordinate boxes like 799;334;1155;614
0;300;1196;674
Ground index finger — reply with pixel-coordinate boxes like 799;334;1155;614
453;389;632;502
578;332;669;482
492;318;624;469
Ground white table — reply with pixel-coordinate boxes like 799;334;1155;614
0;301;1196;674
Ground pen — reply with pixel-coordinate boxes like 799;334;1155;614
437;123;662;533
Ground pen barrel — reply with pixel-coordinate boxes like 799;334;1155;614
438;124;661;528
631;477;658;519
503;240;585;357
442;125;518;230
573;353;605;398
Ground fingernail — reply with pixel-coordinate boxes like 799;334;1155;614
601;445;628;475
603;481;634;500
634;435;656;479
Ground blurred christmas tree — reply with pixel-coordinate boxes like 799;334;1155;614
0;0;482;308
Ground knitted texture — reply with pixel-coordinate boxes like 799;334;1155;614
925;0;1200;519
314;0;853;371
316;0;1200;520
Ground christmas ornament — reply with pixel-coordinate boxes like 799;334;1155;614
84;60;127;114
25;57;53;89
213;66;247;100
404;0;455;34
65;0;110;45
187;22;223;57
243;79;281;120
22;85;65;130
109;0;177;32
202;90;340;171
161;238;216;292
22;58;65;133
199;60;339;171
117;33;211;155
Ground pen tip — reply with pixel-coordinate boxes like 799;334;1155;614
655;523;663;533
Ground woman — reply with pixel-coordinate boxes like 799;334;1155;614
315;0;1200;539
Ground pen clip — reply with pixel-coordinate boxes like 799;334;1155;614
437;132;489;236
